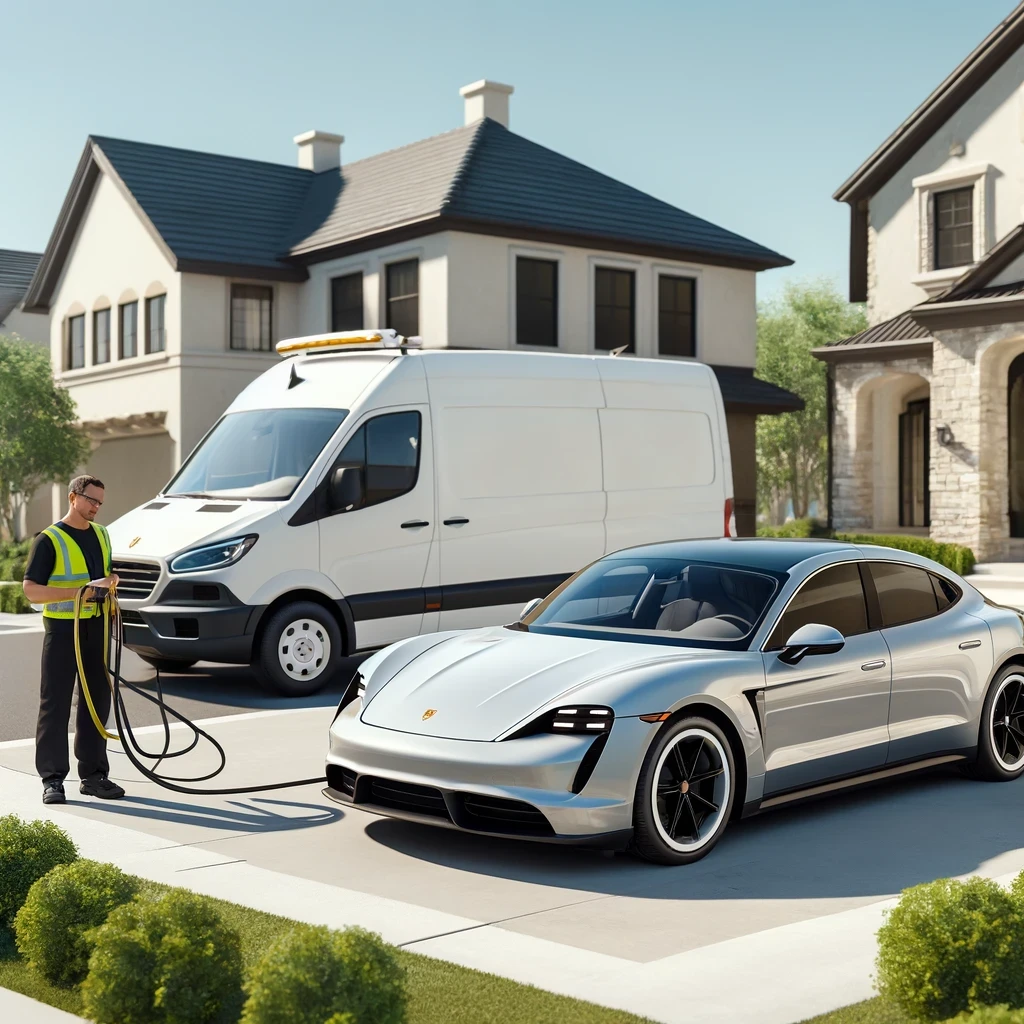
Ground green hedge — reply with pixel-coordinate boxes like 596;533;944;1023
0;539;30;582
0;816;78;933
757;519;976;575
948;1009;1024;1023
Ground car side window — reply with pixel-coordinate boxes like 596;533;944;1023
766;563;868;650
869;562;946;628
334;411;421;509
931;573;960;612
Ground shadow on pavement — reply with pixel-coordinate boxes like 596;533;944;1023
363;766;1024;900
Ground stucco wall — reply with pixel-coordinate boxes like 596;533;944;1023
84;433;176;525
0;304;49;345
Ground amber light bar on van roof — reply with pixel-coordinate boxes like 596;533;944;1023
275;329;423;356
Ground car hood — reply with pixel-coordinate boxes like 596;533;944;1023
359;627;725;741
106;498;276;560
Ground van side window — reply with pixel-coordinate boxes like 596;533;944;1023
334;411;421;510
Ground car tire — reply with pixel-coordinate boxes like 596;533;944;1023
253;602;342;697
138;656;197;673
964;666;1024;782
630;715;736;865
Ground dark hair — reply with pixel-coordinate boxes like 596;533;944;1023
70;474;104;495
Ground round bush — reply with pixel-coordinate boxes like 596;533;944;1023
876;877;1024;1022
241;925;406;1024
14;859;138;987
81;889;243;1024
0;814;77;931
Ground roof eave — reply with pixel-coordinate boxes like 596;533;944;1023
812;337;933;364
910;294;1024;330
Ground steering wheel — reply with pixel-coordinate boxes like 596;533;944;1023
715;614;753;633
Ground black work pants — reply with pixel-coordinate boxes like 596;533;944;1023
36;617;111;783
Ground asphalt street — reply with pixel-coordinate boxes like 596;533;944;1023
0;618;361;743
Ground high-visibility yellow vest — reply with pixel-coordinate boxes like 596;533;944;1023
41;523;112;620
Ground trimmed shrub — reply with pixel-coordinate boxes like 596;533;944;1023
14;859;138;987
0;815;77;932
840;533;977;576
241;925;406;1024
0;583;33;614
947;1008;1024;1023
82;889;243;1024
876;877;1024;1021
0;539;31;581
757;518;829;538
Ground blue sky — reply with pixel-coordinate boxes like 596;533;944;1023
3;0;1015;303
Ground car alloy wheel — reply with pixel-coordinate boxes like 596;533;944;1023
990;673;1024;772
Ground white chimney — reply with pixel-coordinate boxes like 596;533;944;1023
293;130;344;172
459;80;514;128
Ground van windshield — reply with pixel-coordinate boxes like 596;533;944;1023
166;408;348;500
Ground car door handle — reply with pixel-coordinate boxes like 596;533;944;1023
443;517;470;526
861;660;886;671
959;640;982;650
400;520;430;530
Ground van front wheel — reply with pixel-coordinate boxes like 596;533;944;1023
253;602;342;697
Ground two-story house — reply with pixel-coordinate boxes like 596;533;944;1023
23;80;800;534
818;4;1024;562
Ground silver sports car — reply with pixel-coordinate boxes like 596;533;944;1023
325;539;1024;864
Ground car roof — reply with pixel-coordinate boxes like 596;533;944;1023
608;537;862;573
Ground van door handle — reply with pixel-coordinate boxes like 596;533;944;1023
861;660;886;671
959;640;982;650
443;517;470;526
401;520;430;530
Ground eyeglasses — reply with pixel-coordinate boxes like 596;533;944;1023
75;492;103;508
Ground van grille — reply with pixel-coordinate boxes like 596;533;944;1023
112;561;161;600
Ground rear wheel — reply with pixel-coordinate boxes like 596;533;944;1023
631;716;735;865
965;668;1024;781
253;601;342;697
138;656;197;673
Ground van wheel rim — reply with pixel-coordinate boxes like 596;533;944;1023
651;728;730;853
991;674;1024;771
278;619;330;682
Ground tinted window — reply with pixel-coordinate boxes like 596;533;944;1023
594;268;635;352
386;260;419;338
331;272;363;331
658;275;696;358
932;573;959;612
516;257;558;347
768;563;868;648
230;285;273;352
870;562;940;627
335;411;421;509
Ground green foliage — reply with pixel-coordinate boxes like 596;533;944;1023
0;584;32;613
14;859;138;987
756;281;867;521
0;815;77;933
0;539;30;580
945;1008;1024;1023
0;335;90;540
241;924;406;1024
876;877;1024;1021
81;889;243;1024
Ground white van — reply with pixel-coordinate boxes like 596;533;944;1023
107;330;735;695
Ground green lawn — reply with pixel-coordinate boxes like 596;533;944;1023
0;879;653;1024
799;999;913;1024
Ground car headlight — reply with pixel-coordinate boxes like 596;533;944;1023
168;535;257;574
508;704;614;739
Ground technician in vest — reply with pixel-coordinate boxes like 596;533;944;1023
22;475;123;805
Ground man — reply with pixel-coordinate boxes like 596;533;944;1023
22;475;124;805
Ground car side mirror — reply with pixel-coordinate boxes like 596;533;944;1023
520;597;543;621
329;466;364;513
779;623;845;665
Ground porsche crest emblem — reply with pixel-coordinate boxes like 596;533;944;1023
128;536;142;549
422;709;437;721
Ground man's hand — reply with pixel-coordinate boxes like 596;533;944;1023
86;574;119;600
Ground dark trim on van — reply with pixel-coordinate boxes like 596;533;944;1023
346;573;572;622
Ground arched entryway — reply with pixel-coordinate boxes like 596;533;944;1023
1009;353;1024;537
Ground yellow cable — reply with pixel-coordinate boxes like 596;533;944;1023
73;584;120;742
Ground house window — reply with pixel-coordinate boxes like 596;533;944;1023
119;301;138;359
146;294;166;353
516;257;558;347
386;259;419;338
331;272;364;332
934;187;973;270
67;314;85;370
93;308;111;365
658;275;696;358
594;267;635;352
230;284;273;352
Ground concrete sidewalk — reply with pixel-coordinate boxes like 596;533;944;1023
0;987;88;1022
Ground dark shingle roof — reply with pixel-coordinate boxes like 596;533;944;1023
825;311;931;348
710;365;804;414
0;249;42;322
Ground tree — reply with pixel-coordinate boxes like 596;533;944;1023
755;280;867;523
0;336;90;540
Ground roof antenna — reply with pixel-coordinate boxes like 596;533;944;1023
288;364;306;389
609;345;630;357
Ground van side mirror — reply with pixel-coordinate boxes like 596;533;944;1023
779;623;845;665
329;466;364;513
520;597;543;620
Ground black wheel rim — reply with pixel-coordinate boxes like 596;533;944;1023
992;674;1024;770
653;729;729;852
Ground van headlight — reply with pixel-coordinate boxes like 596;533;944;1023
169;535;258;574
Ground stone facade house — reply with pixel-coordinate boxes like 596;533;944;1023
818;3;1024;561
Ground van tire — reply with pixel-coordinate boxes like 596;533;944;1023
139;656;197;673
253;601;342;697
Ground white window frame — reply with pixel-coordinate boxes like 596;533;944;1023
651;262;702;361
378;245;425;339
509;244;564;350
325;257;371;332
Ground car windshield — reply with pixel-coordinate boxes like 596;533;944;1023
166;408;348;500
518;557;782;648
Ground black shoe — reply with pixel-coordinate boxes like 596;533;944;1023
79;775;125;799
42;780;66;805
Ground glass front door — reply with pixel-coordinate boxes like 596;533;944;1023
899;399;930;528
